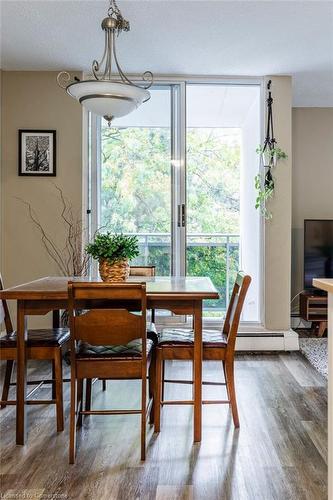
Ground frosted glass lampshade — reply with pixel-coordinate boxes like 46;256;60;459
66;80;150;120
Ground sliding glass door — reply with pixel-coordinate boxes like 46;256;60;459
89;80;261;322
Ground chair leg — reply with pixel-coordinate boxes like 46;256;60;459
225;360;239;428
102;379;107;391
54;350;64;432
77;379;83;428
154;348;162;433
161;360;165;402
69;376;77;464
141;369;147;461
51;360;56;399
1;360;14;409
222;361;230;401
148;358;155;425
85;379;92;412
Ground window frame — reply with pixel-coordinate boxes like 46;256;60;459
84;75;265;327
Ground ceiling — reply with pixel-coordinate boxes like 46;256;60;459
1;0;333;107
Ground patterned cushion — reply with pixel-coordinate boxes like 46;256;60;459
0;328;70;348
77;338;154;359
158;328;227;347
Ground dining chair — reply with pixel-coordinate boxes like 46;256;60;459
154;272;251;432
96;265;157;395
130;265;156;325
68;281;154;463
0;274;69;432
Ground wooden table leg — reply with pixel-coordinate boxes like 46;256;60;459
51;310;61;400
16;300;27;445
193;300;203;442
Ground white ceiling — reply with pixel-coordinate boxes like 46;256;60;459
1;0;333;107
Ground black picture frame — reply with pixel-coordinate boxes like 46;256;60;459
18;129;57;177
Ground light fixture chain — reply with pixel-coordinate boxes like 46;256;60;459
108;0;118;18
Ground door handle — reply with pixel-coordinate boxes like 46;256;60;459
181;204;186;227
177;205;181;227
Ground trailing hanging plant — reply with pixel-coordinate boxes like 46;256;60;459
255;171;274;220
255;145;287;220
255;80;288;220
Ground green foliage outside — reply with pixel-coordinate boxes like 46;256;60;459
100;126;240;313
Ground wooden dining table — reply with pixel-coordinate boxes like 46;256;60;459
0;275;219;446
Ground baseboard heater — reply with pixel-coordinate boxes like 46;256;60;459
237;332;284;338
236;330;299;351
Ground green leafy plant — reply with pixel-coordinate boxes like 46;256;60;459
256;144;287;165
255;144;288;220
85;232;139;264
255;172;274;220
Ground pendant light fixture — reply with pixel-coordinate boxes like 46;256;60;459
57;0;153;125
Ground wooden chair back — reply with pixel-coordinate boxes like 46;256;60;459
222;272;251;352
130;266;155;277
68;282;147;355
0;275;14;335
130;266;156;323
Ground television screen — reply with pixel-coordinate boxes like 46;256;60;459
304;219;333;289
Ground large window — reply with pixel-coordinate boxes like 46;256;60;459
89;80;261;322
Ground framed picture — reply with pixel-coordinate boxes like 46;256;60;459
19;130;56;176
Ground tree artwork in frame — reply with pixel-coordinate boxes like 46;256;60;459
19;130;56;176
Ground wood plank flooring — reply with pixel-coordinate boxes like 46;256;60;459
0;353;327;500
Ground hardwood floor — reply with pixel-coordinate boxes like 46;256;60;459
0;353;327;500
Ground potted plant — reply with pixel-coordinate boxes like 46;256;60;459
86;232;139;282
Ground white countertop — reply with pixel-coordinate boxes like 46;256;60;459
313;278;333;294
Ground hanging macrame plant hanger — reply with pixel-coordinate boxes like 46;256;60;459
255;80;287;219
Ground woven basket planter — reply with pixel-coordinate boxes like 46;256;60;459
99;258;130;282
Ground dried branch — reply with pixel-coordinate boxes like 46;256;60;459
15;186;90;277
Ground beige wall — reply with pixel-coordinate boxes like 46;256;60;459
1;71;83;326
0;70;2;268
264;76;293;330
291;107;333;297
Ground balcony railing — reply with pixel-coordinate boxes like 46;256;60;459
130;233;240;312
